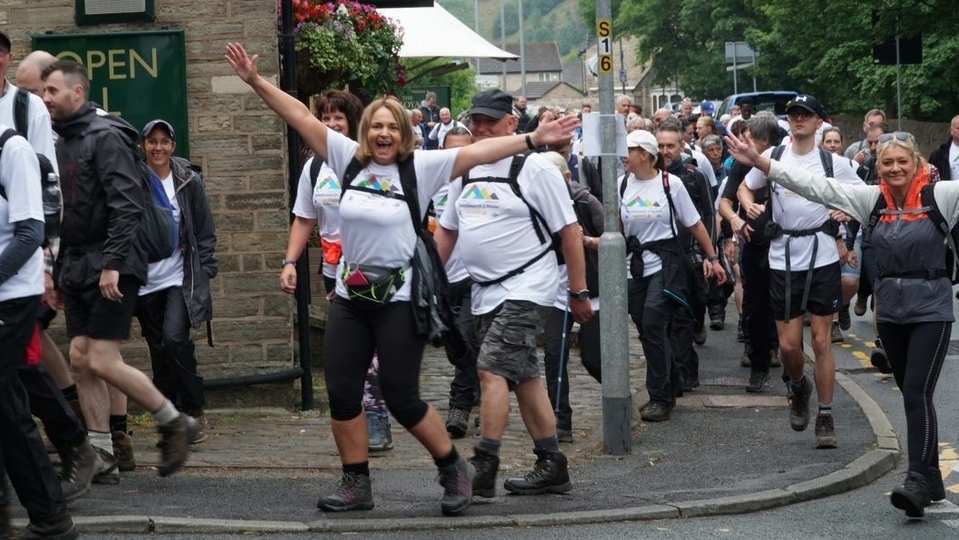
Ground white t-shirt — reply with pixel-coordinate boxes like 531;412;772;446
686;146;717;187
431;183;468;283
949;142;959;181
428;120;466;148
440;153;576;315
325;131;457;302
745;144;863;271
0;81;59;175
292;156;342;279
0;129;43;301
140;171;185;296
619;171;701;277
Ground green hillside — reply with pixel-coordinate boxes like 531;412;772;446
441;0;589;62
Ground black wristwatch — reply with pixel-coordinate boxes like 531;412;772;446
282;258;297;267
569;289;590;301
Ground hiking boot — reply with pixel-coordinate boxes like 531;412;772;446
111;431;136;472
891;471;933;518
740;344;752;367
469;447;499;498
770;348;782;367
870;339;892;374
682;377;699;393
56;438;98;502
746;371;770;394
91;447;120;485
838;304;851;330
437;455;474;516
693;324;707;345
190;414;209;445
156;414;192;477
709;316;724;331
787;377;813;432
317;472;374;512
928;466;946;503
814;414;838;449
854;296;868;316
736;317;746;342
16;509;77;540
446;407;470;439
640;401;672;423
830;321;844;343
0;505;9;539
557;428;574;443
367;410;393;452
503;449;572;495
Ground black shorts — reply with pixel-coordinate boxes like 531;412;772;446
37;302;57;329
61;275;140;340
770;262;841;321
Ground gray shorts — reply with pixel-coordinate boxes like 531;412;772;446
475;300;549;389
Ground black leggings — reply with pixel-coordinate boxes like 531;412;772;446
877;320;950;476
323;297;427;428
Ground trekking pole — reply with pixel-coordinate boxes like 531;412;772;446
555;295;572;413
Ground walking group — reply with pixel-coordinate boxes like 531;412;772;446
3;33;952;538
1;35;216;540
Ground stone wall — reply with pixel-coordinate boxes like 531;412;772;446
1;1;303;404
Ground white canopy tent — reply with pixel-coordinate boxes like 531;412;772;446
379;3;518;61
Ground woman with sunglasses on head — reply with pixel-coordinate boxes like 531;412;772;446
226;43;578;517
725;130;952;519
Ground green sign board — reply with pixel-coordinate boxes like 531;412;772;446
399;86;451;112
33;30;190;157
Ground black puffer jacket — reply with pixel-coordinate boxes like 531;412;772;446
169;156;218;326
54;103;147;287
928;138;953;181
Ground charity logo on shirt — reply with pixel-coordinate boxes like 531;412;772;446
621;191;669;222
344;172;404;210
456;183;511;220
313;173;342;207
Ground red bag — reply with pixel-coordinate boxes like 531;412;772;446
24;324;42;365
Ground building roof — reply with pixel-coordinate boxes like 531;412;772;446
512;81;584;101
476;42;562;74
561;63;585;92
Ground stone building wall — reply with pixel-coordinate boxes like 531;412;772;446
0;1;301;399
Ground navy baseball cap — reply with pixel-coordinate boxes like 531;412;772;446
141;119;176;140
785;95;825;120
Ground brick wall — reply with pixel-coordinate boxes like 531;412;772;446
1;2;302;391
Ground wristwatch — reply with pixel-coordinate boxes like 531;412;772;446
707;254;720;262
282;258;297;267
569;289;590;301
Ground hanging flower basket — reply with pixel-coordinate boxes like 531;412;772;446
283;0;405;104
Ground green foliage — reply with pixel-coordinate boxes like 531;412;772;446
577;0;959;120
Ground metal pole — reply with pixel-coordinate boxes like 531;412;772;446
500;0;507;88
280;0;313;411
895;16;902;131
474;0;480;72
518;0;526;98
752;48;757;92
596;0;631;455
732;53;738;94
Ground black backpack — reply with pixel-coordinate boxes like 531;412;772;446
866;183;959;284
460;154;564;286
9;90;61;248
0;129;60;248
86;112;179;263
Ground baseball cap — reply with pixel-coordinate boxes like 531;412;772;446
700;100;714;115
785;94;825;120
468;89;514;120
0;29;11;52
141;119;176;140
626;129;658;157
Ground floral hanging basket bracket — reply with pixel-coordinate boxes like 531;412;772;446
283;0;405;104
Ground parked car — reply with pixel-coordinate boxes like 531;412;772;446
715;91;799;119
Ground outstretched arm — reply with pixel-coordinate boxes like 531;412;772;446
225;43;330;162
450;116;579;178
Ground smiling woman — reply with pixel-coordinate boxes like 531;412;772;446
223;41;579;517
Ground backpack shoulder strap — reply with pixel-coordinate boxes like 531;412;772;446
0;128;21;200
770;144;786;161
396;156;425;232
309;156;324;189
506;154;549;244
13;89;29;139
867;192;886;231
619;173;629;199
340;158;365;195
920;183;949;236
819;147;834;178
661;169;678;238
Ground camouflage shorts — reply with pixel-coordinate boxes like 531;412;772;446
475;300;549;389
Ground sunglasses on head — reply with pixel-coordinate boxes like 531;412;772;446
878;132;912;144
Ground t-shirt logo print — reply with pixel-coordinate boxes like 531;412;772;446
463;185;499;200
358;176;394;193
624;195;662;208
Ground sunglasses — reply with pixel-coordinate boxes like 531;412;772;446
877;132;912;144
787;109;816;120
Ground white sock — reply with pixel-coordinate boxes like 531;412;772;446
153;400;180;425
88;430;113;455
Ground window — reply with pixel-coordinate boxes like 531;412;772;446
76;0;156;25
